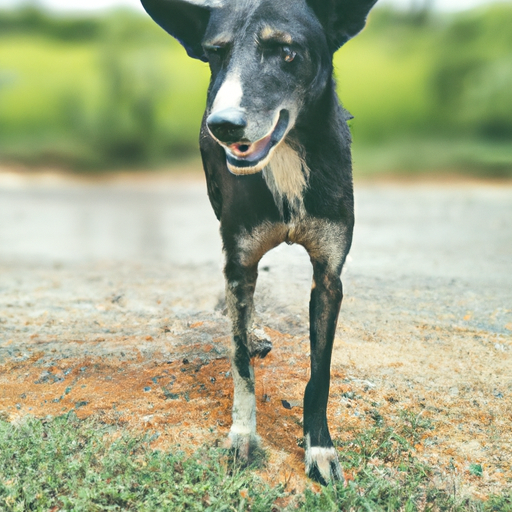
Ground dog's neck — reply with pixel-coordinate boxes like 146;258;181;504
263;141;310;219
263;79;345;220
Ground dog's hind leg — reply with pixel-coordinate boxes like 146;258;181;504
303;255;346;485
224;257;261;463
248;328;272;359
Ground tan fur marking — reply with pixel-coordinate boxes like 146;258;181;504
236;217;349;274
288;218;349;274
263;143;309;215
260;26;293;44
204;33;231;47
236;222;288;267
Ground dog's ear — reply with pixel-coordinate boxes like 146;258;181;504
141;0;215;61
306;0;378;51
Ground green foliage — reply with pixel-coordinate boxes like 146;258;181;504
0;6;101;41
469;463;483;477
0;4;511;174
0;413;284;511
0;8;209;169
430;5;512;140
1;413;510;511
300;410;511;512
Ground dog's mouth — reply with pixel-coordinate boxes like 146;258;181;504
224;110;290;175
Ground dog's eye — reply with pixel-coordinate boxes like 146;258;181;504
204;45;228;59
281;46;296;63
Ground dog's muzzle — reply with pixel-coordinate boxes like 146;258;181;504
206;109;290;175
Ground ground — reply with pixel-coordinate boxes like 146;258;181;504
0;168;511;500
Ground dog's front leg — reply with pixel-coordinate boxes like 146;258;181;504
304;259;344;485
224;257;260;463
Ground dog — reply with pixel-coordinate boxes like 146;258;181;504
141;0;378;485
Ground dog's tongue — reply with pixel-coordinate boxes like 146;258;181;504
228;134;272;161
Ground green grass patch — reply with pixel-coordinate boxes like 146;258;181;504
0;413;283;511
1;412;510;511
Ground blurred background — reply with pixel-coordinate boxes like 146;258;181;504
0;0;511;178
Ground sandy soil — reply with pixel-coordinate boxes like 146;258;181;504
0;169;511;498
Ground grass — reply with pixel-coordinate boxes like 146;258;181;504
0;413;283;511
1;412;511;511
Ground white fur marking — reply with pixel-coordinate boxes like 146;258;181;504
307;447;338;472
305;434;343;483
229;425;253;435
230;367;256;436
212;72;243;113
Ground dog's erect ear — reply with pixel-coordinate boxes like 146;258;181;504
306;0;378;51
141;0;218;61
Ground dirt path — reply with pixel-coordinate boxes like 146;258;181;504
0;170;511;498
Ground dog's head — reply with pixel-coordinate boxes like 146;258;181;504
142;0;377;175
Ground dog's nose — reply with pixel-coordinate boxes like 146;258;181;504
207;108;247;144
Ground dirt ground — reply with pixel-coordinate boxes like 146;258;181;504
0;169;511;499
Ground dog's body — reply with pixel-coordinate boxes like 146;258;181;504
141;0;377;484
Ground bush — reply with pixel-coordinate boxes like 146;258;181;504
0;4;511;173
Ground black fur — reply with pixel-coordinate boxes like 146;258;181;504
141;0;377;484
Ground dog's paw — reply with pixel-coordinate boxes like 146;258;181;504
248;328;272;359
224;431;261;466
305;445;344;486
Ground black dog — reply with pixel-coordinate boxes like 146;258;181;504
141;0;377;484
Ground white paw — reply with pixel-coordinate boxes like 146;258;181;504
305;436;344;485
225;429;260;464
